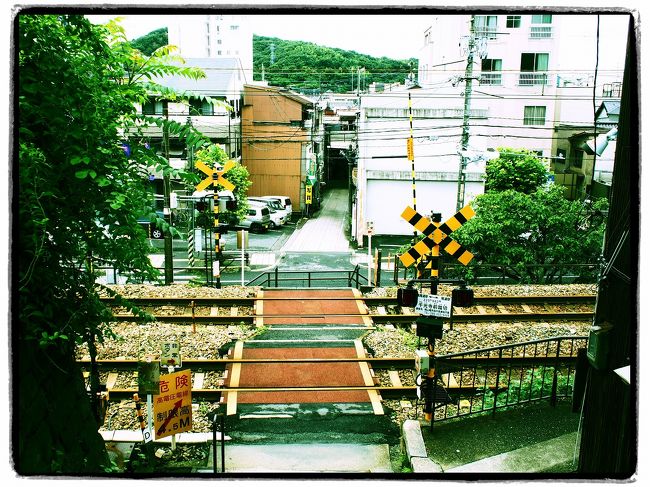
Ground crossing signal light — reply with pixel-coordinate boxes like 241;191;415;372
397;286;419;307
452;286;474;307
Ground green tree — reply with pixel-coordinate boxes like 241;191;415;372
17;15;210;474
131;26;168;55
454;186;607;283
253;35;417;92
485;147;549;194
194;145;252;226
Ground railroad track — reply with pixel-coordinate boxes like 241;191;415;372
102;294;596;324
80;352;583;403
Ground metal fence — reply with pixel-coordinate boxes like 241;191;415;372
246;265;368;289
430;335;587;424
385;255;599;286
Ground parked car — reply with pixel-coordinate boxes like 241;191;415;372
238;204;271;233
265;195;293;220
247;198;285;229
137;210;165;239
254;196;292;224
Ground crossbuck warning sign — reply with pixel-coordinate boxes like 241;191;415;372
399;205;475;269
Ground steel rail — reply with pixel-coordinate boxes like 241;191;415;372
107;311;593;324
100;294;596;307
78;352;581;372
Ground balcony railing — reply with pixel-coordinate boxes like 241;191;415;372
519;72;549;86
475;26;498;40
530;26;553;39
479;73;502;85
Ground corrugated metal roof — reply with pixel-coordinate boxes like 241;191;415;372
152;57;244;98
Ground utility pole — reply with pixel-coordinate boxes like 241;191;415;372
163;101;174;284
456;15;476;212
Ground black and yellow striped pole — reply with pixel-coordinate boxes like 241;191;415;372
407;92;422;279
133;393;149;441
213;175;221;288
195;160;236;288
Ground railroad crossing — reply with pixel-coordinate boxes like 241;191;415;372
219;288;395;472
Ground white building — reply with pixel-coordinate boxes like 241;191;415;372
167;15;253;83
352;13;628;243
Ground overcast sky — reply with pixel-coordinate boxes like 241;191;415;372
86;12;431;60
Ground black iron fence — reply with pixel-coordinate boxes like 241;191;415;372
387;257;599;286
430;335;588;424
246;265;368;289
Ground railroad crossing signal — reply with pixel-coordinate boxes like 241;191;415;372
194;160;236;288
195;160;236;192
399;205;475;270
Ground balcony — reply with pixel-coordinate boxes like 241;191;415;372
475;26;497;40
519;72;549;86
530;26;553;39
479;73;502;85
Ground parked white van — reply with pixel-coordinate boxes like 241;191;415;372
264;196;293;220
247;199;285;229
253;197;291;224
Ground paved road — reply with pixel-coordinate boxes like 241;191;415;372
282;188;350;252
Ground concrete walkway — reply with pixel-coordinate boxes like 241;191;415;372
445;432;578;474
205;443;392;473
282;189;350;252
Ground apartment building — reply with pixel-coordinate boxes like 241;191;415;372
167;15;253;83
352;13;628;243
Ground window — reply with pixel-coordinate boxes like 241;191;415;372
475;15;497;39
506;15;521;28
603;82;622;97
523;106;546;125
142;98;166;115
571;149;584;169
189;99;214;116
530;14;553;38
531;14;553;24
520;53;549;85
480;58;502;85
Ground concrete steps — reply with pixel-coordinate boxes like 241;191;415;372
201;443;392;473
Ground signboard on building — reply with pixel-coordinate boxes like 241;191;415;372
415;294;452;318
153;369;193;440
305;184;313;204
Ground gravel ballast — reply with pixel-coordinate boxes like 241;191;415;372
88;283;595;434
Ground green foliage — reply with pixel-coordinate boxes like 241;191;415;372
131;27;168;56
485;147;549;194
478;367;574;411
454;185;607;283
253;35;417;92
17;15;214;473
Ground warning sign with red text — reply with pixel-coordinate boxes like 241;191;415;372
153;369;192;439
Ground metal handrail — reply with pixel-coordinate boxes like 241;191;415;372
246;265;368;289
430;335;588;424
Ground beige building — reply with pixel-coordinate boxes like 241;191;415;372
242;84;324;214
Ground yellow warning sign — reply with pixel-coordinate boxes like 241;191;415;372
407;138;414;161
153;369;192;440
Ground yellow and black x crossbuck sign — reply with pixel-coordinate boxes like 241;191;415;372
399;205;475;274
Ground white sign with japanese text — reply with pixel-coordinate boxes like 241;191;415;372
415;294;452;318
